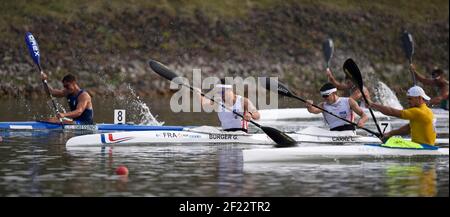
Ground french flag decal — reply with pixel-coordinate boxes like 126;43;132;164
100;133;133;144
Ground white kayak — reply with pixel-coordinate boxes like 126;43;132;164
259;108;390;120
65;126;449;147
259;108;448;121
243;145;450;163
66;126;269;147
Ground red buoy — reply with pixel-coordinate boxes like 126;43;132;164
115;166;129;176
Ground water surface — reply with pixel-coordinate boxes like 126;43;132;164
0;98;448;196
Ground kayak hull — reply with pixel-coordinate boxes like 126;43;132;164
66;130;272;147
243;145;450;163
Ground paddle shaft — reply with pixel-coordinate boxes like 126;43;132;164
38;66;60;114
182;84;263;129
358;88;383;136
36;66;64;126
408;59;417;85
291;94;381;137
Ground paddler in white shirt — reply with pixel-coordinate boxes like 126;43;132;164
195;79;260;133
306;83;368;131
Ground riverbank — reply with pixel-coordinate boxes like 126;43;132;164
0;0;448;99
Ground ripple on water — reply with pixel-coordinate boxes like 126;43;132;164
0;124;448;196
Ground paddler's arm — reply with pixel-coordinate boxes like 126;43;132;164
326;68;351;89
351;86;371;102
193;87;215;109
41;72;66;97
349;98;368;127
410;64;434;85
429;87;449;106
368;103;402;118
244;98;260;120
58;93;90;119
306;100;322;114
430;96;446;106
383;124;410;140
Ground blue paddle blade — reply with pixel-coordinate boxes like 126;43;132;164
25;32;41;67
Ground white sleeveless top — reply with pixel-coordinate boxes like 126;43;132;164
218;96;248;130
322;97;354;129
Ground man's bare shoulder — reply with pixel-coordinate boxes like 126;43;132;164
436;79;449;88
79;91;92;100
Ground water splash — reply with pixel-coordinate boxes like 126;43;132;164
46;100;67;114
94;69;162;125
16;97;32;118
121;84;162;125
15;97;59;120
374;81;403;110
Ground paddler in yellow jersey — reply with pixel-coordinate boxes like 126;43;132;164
368;86;436;145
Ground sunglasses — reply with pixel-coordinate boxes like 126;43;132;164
322;94;330;98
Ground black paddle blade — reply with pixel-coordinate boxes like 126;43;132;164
260;77;293;97
344;59;384;136
322;38;334;66
149;59;187;86
261;126;297;148
343;58;364;90
401;31;414;61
